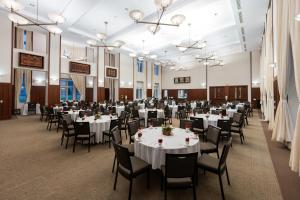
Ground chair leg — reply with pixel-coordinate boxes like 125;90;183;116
60;133;64;146
73;137;77;153
192;178;197;200
112;155;116;173
88;137;91;152
147;167;150;189
65;136;69;149
113;167;119;190
218;174;225;200
225;166;231;185
128;179;133;200
160;172;164;191
164;181;167;200
217;150;220;158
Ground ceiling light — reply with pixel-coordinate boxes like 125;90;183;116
46;25;63;34
113;40;125;47
8;13;28;24
86;40;97;45
48;13;65;23
295;14;300;21
169;66;175;70
129;9;144;21
96;33;107;40
148;24;160;34
129;52;137;57
171;14;185;25
154;0;173;10
1;0;24;11
138;56;144;61
150;55;157;59
178;46;187;52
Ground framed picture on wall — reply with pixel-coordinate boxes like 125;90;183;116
179;77;185;83
105;66;119;79
184;77;191;83
174;78;179;84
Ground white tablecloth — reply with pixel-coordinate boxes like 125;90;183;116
236;103;245;110
67;110;81;121
139;109;165;127
138;103;145;109
210;108;237;118
168;105;178;118
116;106;125;116
190;102;197;109
21;103;41;115
191;114;230;129
134;127;200;169
76;115;118;143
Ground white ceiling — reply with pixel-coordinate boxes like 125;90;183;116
1;0;268;68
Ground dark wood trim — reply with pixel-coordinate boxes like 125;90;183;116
133;57;135;100
0;83;12;120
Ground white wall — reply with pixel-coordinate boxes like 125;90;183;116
120;53;133;88
32;71;46;86
98;47;105;87
33;32;47;54
252;50;261;88
0;12;12;83
49;34;60;85
162;64;206;89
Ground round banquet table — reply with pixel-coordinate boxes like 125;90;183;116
116;106;125;116
76;115;118;143
191;114;230;129
190;102;197;109
134;127;200;169
138;109;165;127
138;103;145;109
210;108;237;118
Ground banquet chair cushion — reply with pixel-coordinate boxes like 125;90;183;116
119;156;150;176
197;154;220;173
161;166;193;187
77;132;95;138
200;142;217;153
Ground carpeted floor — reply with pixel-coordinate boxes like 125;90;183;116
0;111;283;200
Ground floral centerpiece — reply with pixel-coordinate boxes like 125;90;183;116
94;112;102;120
162;125;174;136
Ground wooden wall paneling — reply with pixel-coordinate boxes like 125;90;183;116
119;88;133;101
47;85;60;106
0;83;12;120
31;86;46;105
188;89;207;101
147;89;152;98
251;87;261;109
167;89;177;99
97;87;105;102
85;88;93;103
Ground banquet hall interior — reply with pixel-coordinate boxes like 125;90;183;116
0;0;300;199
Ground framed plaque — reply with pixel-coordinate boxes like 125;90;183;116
105;66;119;79
19;52;44;69
174;76;191;84
69;62;90;74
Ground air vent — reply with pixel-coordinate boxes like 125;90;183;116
236;0;242;10
241;27;245;35
239;12;244;24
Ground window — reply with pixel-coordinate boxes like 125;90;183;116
19;73;27;103
136;81;144;99
60;79;80;101
23;30;27;50
137;59;143;72
154;64;159;76
178;89;188;99
153;83;159;98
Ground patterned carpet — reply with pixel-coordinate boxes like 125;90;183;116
0;111;282;200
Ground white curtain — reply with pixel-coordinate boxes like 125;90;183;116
289;0;300;175
272;0;293;142
15;69;24;108
25;70;32;103
70;74;86;101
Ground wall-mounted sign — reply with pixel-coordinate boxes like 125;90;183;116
69;61;90;74
174;76;191;84
19;52;44;69
105;66;119;79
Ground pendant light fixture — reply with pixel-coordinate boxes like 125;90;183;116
129;0;185;35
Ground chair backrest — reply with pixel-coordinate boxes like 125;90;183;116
74;122;90;136
128;120;139;137
79;111;85;118
206;125;221;145
211;109;220;115
112;142;133;173
179;109;187;119
151;118;164;127
165;153;198;178
179;119;193;129
232;112;242;123
148;110;157;119
217;119;231;132
62;114;73;125
132;109;139;118
110;119;119;131
62;120;69;132
192;118;204;130
111;126;122;144
218;137;232;170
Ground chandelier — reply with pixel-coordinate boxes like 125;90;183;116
195;53;224;68
87;22;125;51
128;40;157;61
0;0;64;34
129;0;185;34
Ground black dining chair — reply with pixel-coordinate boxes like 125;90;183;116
231;113;245;144
147;110;157;125
191;118;207;141
127;120;140;144
217;119;232;143
197;138;232;200
112;142;151;200
200;125;221;158
179;119;193;130
161;153;198;200
73;122;96;152
103;119;119;148
61;120;75;149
